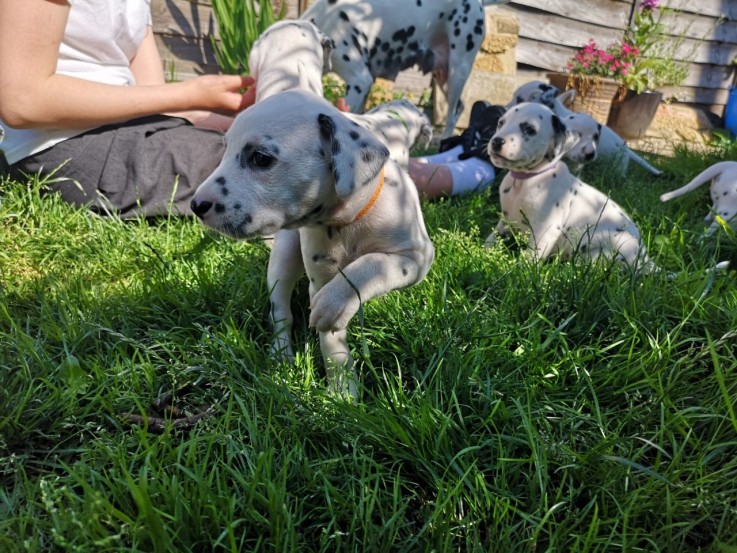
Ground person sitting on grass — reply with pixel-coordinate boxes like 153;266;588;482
0;0;503;217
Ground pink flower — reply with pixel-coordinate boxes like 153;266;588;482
641;0;658;8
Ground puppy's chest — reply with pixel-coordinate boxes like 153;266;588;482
300;226;367;279
500;176;570;219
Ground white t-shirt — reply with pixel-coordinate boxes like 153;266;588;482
1;0;152;165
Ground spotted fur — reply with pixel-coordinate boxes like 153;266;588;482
301;0;511;137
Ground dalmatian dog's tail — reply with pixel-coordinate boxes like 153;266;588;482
660;162;730;203
626;148;663;177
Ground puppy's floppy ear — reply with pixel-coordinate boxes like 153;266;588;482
548;114;580;161
317;112;390;199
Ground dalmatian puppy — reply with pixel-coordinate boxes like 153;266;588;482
301;0;511;138
550;90;662;176
506;80;559;109
248;19;334;101
660;161;737;234
485;102;657;272
190;90;435;400
346;99;432;168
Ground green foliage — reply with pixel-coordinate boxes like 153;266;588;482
1;146;737;551
210;0;286;75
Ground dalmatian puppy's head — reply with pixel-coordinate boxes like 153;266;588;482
507;80;560;109
488;102;579;171
249;20;335;100
561;112;601;165
191;89;389;239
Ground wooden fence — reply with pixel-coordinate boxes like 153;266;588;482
151;0;737;117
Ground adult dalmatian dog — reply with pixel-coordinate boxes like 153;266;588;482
302;0;511;137
660;161;737;234
485;102;657;273
190;90;435;400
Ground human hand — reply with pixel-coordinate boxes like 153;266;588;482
187;74;256;115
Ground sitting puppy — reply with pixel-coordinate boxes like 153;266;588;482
660;161;737;234
347;99;432;168
551;90;662;176
485;102;656;272
190;90;435;399
506;80;559;109
248;19;334;101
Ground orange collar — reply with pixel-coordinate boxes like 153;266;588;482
353;167;385;222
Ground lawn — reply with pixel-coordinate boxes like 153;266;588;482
1;141;736;552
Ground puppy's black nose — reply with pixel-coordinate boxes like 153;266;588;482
190;198;213;218
584;151;596;161
491;136;505;153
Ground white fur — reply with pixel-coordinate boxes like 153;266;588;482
485;102;656;272
346;99;432;168
191;90;434;399
301;0;511;137
660;161;737;234
506;80;559;109
248;19;334;101
551;89;662;176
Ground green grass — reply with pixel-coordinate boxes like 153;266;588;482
1;142;736;552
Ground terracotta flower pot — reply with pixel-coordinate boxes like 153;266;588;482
607;89;663;140
547;73;622;125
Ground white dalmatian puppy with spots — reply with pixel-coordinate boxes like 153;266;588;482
550;89;663;176
302;0;511;137
346;99;432;168
506;80;560;109
248;19;334;101
190;90;435;400
660;161;737;235
485;102;657;272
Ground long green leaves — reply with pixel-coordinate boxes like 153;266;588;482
210;0;286;75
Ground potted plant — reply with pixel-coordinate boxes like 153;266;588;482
548;40;631;124
607;0;690;139
551;0;693;138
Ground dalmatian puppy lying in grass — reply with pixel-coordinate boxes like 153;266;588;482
550;89;663;176
190;90;435;400
346;99;432;168
302;0;511;137
506;80;560;109
660;161;737;235
485;102;658;273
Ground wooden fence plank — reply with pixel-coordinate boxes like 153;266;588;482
509;0;632;29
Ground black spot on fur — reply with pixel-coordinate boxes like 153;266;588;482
215;203;225;213
339;10;349;21
222;188;229;196
343;54;350;62
318;114;335;142
216;176;226;186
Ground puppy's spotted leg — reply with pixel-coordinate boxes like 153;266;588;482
267;229;305;361
309;251;426;332
342;67;374;114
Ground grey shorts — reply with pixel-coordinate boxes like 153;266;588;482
10;115;225;218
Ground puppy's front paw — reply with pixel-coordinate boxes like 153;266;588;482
309;282;360;332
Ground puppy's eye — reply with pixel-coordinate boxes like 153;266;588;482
250;151;274;168
520;122;537;136
593;133;600;142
